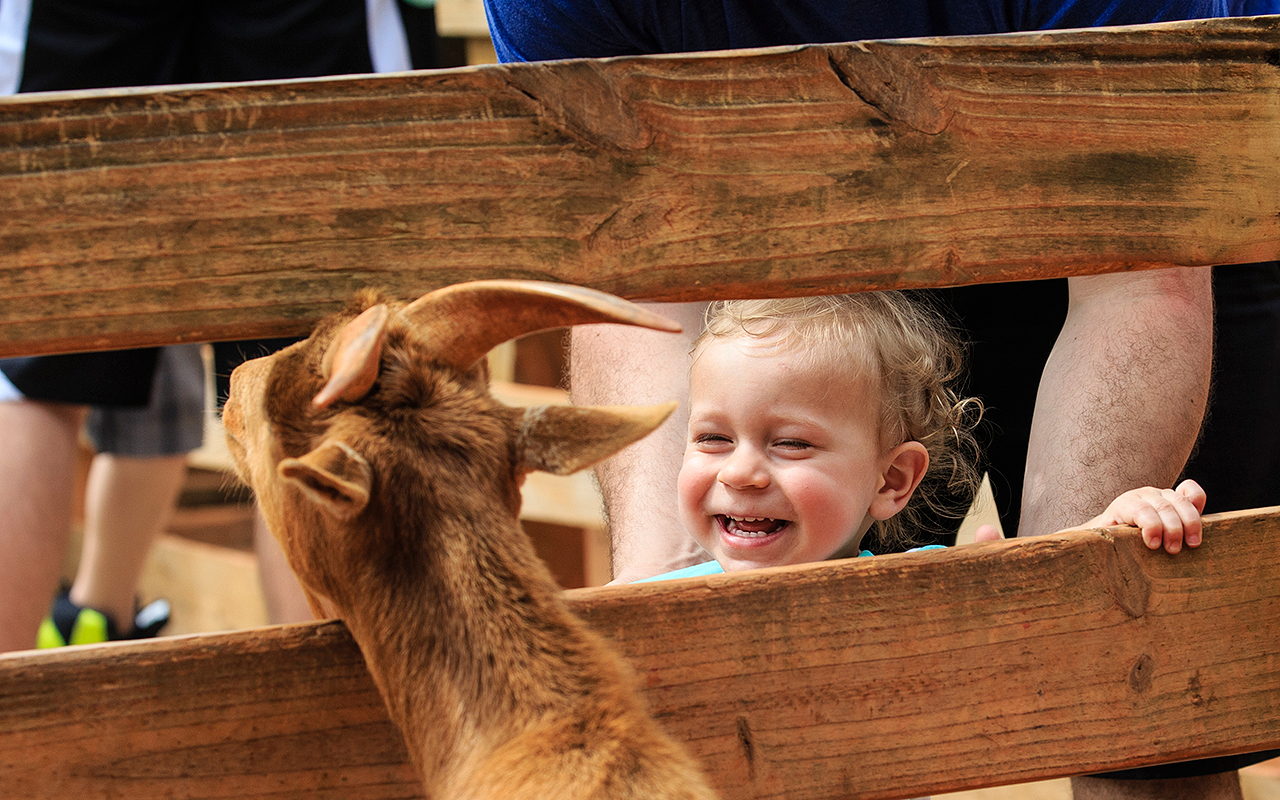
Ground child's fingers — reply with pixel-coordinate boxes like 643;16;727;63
1103;488;1167;550
1130;502;1178;552
1136;488;1204;554
1164;487;1204;551
1173;482;1205;548
1091;482;1209;554
973;524;1002;543
1176;479;1208;514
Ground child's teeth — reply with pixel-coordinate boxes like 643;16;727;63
724;515;785;536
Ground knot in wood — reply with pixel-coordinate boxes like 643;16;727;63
503;60;653;154
1128;653;1155;693
826;43;953;136
1096;531;1152;619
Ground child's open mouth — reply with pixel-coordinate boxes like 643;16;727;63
718;514;789;538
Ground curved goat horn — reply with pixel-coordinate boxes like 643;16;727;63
313;303;390;408
399;280;682;370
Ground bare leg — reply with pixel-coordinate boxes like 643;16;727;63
569;301;708;584
0;401;87;652
1072;772;1243;800
69;452;188;630
254;506;314;623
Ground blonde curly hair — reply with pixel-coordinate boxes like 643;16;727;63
692;292;983;551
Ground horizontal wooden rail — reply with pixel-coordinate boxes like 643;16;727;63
1;16;1278;357
3;509;1277;800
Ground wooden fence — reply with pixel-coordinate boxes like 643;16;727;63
1;14;1278;800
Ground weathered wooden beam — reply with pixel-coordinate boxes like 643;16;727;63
0;16;1277;357
3;510;1278;800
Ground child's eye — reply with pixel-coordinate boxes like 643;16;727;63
694;433;732;445
774;439;812;450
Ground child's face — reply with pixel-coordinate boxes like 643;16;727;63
678;336;893;572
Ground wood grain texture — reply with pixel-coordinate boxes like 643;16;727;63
3;510;1277;799
1;16;1278;356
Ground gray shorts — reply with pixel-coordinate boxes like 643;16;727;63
85;344;206;458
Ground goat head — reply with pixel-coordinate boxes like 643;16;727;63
222;280;680;617
221;282;717;800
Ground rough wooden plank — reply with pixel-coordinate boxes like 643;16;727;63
1;16;1278;357
2;510;1277;800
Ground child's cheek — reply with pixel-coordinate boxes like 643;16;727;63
791;474;866;560
676;456;710;538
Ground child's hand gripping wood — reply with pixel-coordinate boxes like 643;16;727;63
971;480;1207;553
1077;479;1208;554
222;280;718;800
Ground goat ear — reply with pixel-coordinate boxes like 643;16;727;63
314;304;389;408
279;440;373;520
519;402;677;475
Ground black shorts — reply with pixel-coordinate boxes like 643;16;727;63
1;350;161;407
1;0;374;406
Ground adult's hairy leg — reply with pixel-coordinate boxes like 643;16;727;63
1019;266;1213;539
569;301;709;584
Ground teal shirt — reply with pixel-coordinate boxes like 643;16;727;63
636;546;944;583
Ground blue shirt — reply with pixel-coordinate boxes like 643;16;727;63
637;546;947;583
1231;1;1280;12
485;0;1231;63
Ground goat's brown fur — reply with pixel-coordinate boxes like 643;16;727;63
223;283;717;800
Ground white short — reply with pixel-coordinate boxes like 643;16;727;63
0;366;22;402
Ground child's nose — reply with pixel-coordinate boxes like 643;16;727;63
718;446;769;490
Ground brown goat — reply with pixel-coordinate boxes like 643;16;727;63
222;281;718;800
